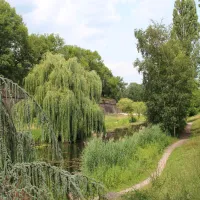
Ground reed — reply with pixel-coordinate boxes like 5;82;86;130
82;125;172;190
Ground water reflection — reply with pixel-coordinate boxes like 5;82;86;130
36;122;146;173
36;142;85;173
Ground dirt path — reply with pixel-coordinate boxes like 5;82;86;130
103;123;192;200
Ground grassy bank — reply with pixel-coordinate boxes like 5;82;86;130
187;114;200;123
105;114;146;131
81;126;173;191
122;116;200;200
190;117;200;136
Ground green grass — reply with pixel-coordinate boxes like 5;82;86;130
190;118;200;136
187;114;200;123
121;117;200;200
105;114;146;131
81;125;173;191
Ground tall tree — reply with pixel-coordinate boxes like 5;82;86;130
173;0;199;53
25;53;105;142
135;23;195;136
0;0;29;83
173;0;200;114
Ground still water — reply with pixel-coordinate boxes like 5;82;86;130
36;123;146;173
36;142;85;173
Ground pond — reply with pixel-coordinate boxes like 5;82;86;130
36;142;85;173
36;122;147;173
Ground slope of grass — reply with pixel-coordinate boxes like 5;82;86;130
105;114;146;131
187;114;200;123
81;125;173;191
122;116;200;200
190;117;200;136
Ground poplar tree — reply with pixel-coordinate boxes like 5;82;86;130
173;0;200;112
173;0;199;53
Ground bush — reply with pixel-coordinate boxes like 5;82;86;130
81;125;172;190
188;106;199;117
129;115;137;123
117;98;134;113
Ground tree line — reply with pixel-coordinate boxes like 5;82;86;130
1;0;200;138
0;0;126;100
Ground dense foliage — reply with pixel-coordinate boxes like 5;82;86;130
135;22;196;136
123;83;144;102
172;0;199;54
117;98;133;113
28;42;126;100
82;125;172;190
0;0;126;100
134;0;200;135
25;53;105;142
173;0;200;115
0;0;30;84
117;98;146;119
28;33;65;65
0;77;104;199
59;45;126;100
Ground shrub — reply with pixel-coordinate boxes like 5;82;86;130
129;115;137;123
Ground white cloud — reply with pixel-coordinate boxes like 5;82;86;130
106;62;142;84
8;0;124;42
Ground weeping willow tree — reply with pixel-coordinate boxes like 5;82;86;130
24;52;105;143
0;76;105;199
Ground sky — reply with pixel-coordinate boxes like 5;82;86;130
6;0;200;84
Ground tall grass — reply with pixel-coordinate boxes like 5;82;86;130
81;125;172;190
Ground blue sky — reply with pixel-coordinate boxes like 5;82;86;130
7;0;200;84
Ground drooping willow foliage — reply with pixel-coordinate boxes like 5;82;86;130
0;76;105;199
1;76;61;159
25;52;105;142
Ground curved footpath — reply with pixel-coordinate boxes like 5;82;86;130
102;123;192;200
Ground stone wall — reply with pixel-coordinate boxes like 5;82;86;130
100;98;120;114
104;122;148;141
